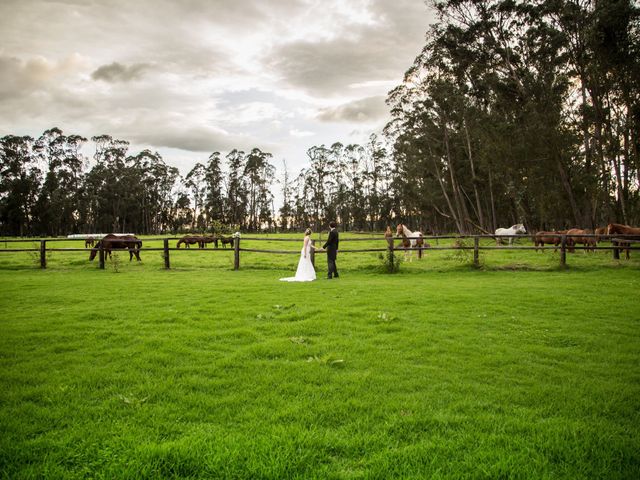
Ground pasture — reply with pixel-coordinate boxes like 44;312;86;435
1;234;639;478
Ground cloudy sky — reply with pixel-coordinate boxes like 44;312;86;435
0;0;434;176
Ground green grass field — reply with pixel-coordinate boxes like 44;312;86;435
1;234;639;478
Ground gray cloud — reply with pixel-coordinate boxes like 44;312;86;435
91;62;151;83
0;0;433;174
265;0;431;95
316;96;388;123
128;125;240;153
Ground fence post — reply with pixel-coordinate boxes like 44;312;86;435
388;237;395;266
612;240;620;260
310;239;315;268
163;238;170;269
234;236;240;270
560;235;567;267
99;243;105;270
40;240;47;269
473;236;479;267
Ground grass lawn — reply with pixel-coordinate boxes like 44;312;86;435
1;234;639;478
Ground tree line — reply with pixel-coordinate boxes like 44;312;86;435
385;0;639;233
0;129;278;236
0;127;397;236
2;0;638;237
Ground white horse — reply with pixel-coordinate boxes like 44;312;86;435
396;224;425;261
495;223;526;245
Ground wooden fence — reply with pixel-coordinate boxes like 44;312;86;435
0;234;638;270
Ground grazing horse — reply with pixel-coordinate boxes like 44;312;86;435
607;223;640;259
533;231;562;252
566;228;595;253
594;227;607;243
220;236;234;248
396;224;425;261
89;234;142;262
177;236;201;248
200;236;218;248
495;224;526;245
85;236;95;248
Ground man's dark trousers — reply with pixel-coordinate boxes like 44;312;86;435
323;229;339;278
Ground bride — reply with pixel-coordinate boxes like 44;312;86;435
280;228;317;282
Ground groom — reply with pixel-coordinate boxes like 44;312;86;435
322;221;339;279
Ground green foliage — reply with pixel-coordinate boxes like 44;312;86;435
387;0;640;231
378;249;402;273
108;251;121;273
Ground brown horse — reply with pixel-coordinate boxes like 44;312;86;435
89;234;142;261
533;231;562;252
607;223;640;259
607;223;640;238
200;236;219;248
85;236;95;248
220;236;234;248
177;236;201;248
384;226;394;248
566;228;595;253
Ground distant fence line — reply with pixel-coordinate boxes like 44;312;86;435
0;234;638;270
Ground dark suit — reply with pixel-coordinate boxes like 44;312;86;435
323;228;339;278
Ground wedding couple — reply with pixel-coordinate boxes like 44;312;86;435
280;222;339;282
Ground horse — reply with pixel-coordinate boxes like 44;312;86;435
607;223;640;238
384;226;394;249
533;231;562;252
85;236;95;248
396;224;425;261
177;236;201;248
89;234;142;262
200;236;218;248
566;228;595;253
495;224;526;245
594;227;607;243
607;223;640;259
220;236;234;248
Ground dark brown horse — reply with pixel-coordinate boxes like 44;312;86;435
220;236;234;248
607;223;640;259
177;236;201;248
89;234;142;261
200;236;218;248
85;236;95;248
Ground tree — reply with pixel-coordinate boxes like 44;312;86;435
203;152;225;226
185;163;207;231
0;135;40;236
225;149;247;228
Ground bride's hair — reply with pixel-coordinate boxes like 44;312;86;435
304;228;312;236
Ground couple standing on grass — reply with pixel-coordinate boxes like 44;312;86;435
280;222;339;282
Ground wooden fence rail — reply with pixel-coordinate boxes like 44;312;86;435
1;234;638;270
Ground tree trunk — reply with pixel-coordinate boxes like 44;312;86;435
488;163;497;232
556;159;581;226
443;126;467;233
430;149;463;233
463;119;485;229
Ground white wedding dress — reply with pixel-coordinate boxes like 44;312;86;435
280;239;316;282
